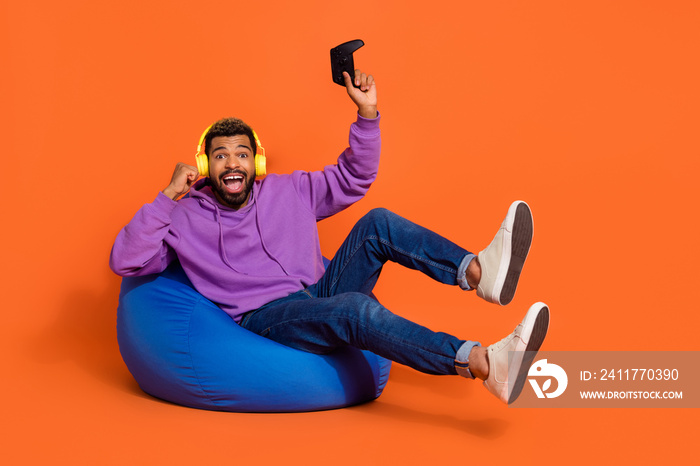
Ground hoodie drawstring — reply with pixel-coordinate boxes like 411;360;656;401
207;187;290;277
213;203;243;273
254;205;290;276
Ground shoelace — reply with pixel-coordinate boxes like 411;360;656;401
489;323;524;353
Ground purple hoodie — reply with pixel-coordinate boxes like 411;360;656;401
110;113;380;322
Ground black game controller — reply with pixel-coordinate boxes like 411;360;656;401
330;39;365;88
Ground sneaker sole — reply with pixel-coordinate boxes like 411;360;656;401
499;202;533;306
507;303;549;404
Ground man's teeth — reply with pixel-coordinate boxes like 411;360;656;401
223;175;244;185
223;174;244;189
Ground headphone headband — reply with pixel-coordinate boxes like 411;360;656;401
197;125;263;155
197;124;213;155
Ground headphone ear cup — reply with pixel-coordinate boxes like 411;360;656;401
196;153;209;177
255;154;267;177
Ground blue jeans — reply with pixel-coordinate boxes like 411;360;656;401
240;208;480;377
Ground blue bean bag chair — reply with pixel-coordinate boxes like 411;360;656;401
117;262;392;412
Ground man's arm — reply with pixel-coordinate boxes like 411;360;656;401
109;163;198;276
289;69;381;219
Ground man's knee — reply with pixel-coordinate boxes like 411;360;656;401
337;292;392;326
358;207;399;230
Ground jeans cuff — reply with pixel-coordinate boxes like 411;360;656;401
454;340;481;379
456;253;477;291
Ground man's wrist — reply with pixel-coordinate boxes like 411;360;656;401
358;106;378;119
162;186;181;200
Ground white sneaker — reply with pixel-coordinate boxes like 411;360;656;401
483;302;549;404
476;201;533;305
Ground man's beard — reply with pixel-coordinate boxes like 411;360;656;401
211;170;256;209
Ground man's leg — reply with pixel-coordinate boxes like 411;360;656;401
240;289;481;377
313;207;476;298
240;291;550;403
313;203;533;306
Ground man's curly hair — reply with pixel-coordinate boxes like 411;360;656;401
204;118;257;157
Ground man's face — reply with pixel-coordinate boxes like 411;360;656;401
208;134;256;209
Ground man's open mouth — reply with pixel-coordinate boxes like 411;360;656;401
222;173;245;193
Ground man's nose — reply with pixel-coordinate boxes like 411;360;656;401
225;156;240;169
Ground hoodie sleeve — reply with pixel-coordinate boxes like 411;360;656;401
291;112;381;220
109;192;179;277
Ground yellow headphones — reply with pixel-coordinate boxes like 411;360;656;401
195;124;267;177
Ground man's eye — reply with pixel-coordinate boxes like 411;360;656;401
215;154;226;159
239;153;248;158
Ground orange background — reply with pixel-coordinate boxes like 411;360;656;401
2;0;698;464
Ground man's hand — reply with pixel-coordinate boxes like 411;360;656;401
162;162;199;200
343;69;377;119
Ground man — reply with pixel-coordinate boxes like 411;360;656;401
110;70;549;404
